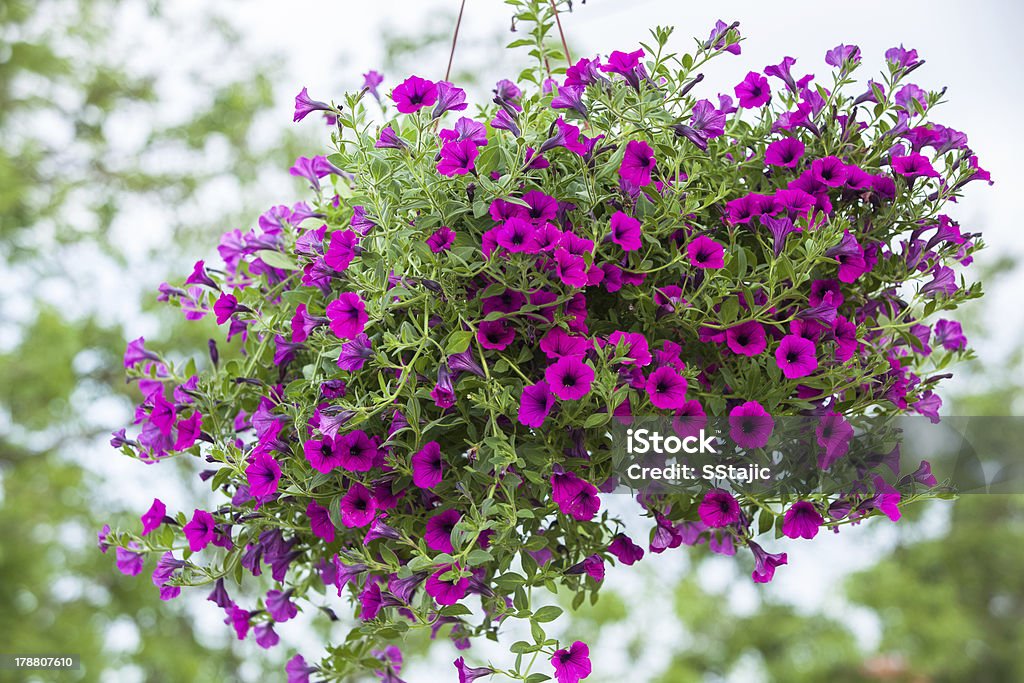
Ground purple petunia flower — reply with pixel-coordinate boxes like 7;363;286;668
519;380;556;428
391;75;437;114
825;44;861;70
423;565;469;608
141;498;166;536
775;334;818;379
891;153;940;179
764;56;798;94
293;87;332;122
325;229;360;272
608;534;645;565
307;500;335;543
921;265;957;298
764;137;805;168
619;140;656;186
698;489;741;527
600;48;646;90
427;226;456;253
286;654;318;683
363;70;384;101
749;540;787;583
454;657;494;683
432;81;468;119
545;356;595;401
327;292;368;339
115;544;144;576
303;436;343;474
782;501;824;539
551;85;588;118
411;441;444;489
551;641;592;683
817;412;854;469
337;333;373;371
705;20;741;55
246;451;282;500
477;319;516;350
340;483;377;528
726;321;767;357
183;509;216;552
440;117;488;147
609;211;642;251
437;139;479;176
645;366;688;410
686;235;726;269
338;430;379;472
729;401;774;448
425;509;462;553
431;365;456;409
551;470;600;520
933;319;966;351
734;71;771;108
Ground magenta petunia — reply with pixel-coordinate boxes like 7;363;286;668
933;319;966;351
519;380;556;427
425;564;469;606
891;153;940;179
726;321;767;357
686;235;725;269
115;544;144;576
645;366;688;410
183;509;216;552
246;451;281;500
810;156;850;187
427;226;456;253
672;399;708;439
293;87;332;122
609;211;642;251
729;401;774;449
303;435;344;474
698;489;741;528
619;140;656;186
306;500;336;543
734;71;771;108
327;292;368;339
336;333;373;371
437;139;479;176
425;509;462;553
411;441;444;489
337;430;379;472
477;319;516;350
554;248;590;288
816;412;854;469
782;501;824;539
608;534;644;565
775;334;819;379
325;229;360;271
545;356;595;401
607;331;652;366
141;498;166;536
454;657;494;683
540;328;590;360
264;589;298;624
391;75;438;114
551;640;592;683
764;137;805;168
432;80;468;119
340;483;377;528
749;540;788;583
550;470;600;520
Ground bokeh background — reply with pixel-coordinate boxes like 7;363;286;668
1;0;1022;681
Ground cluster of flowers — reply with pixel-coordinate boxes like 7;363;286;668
103;8;987;683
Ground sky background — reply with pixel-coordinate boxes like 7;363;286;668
11;1;1020;681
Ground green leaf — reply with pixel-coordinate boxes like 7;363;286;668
253;249;299;271
445;331;475;355
533;605;563;623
